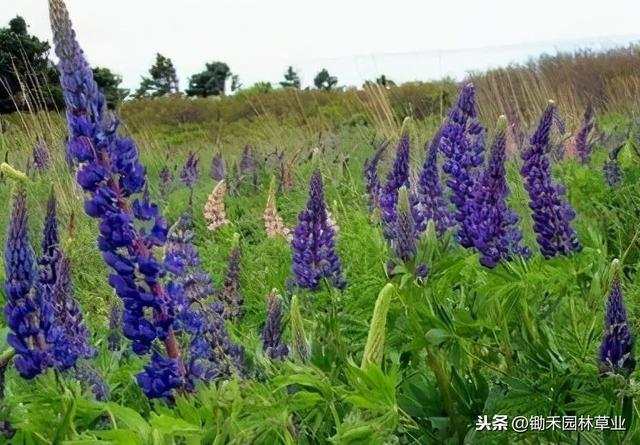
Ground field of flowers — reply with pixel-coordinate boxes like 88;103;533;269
1;1;640;444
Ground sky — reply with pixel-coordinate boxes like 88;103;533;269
3;0;640;91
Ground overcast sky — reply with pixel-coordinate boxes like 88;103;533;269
3;0;640;91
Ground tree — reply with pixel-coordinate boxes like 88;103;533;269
230;74;242;92
0;16;62;114
186;61;231;98
135;53;179;98
376;74;396;88
92;67;129;109
280;66;301;89
313;68;337;91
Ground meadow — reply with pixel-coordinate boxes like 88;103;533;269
1;1;640;445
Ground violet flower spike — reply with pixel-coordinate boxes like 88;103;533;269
576;105;595;164
261;290;289;361
363;140;388;212
291;170;346;290
520;102;581;258
210;153;227;181
49;0;185;398
379;133;410;238
599;272;635;376
440;83;486;248
468;119;531;268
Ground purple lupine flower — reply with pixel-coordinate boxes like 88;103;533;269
603;143;624;188
240;145;257;176
379;133;410;238
521;102;581;258
415;263;429;279
38;192;62;289
576;105;595;164
49;0;185;398
185;302;244;390
261;291;289;360
3;187;58;379
158;166;174;199
136;352;183;399
216;242;244;320
415;128;454;237
363;140;388;212
180;151;199;189
291;170;346;290
210;153;227;181
164;213;214;306
32;141;50;172
107;303;123;351
599;276;635;375
440;83;486;248
73;360;110;401
393;187;418;262
468;122;531;268
51;257;94;368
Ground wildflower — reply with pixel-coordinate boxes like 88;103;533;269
415;128;453;237
210;152;227;181
180;151;199;189
379;133;410;238
204;180;230;231
261;290;289;360
240;144;259;191
289;295;309;362
264;176;292;240
393;187;418;262
415;263;429;279
468;117;530;268
291;170;346;290
217;236;244;320
361;283;394;368
603;143;624;188
49;0;185;397
599;264;635;375
32;141;50;172
440;83;485;248
363;140;388;212
575;106;595;164
107;302;123;351
185;302;244;388
520;102;581;258
158;166;174;199
73;360;110;401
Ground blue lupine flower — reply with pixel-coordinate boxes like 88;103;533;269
440;83;486;248
393;187;418;262
136;352;183;399
217;242;244;320
415;128;454;237
32;141;50;172
49;0;184;398
379;133;410;238
261;291;289;360
599;275;635;375
4;187;57;379
468;121;530;268
291;170;346;290
520;102;581;258
210;153;227;181
363;140;388;212
180;151;199;189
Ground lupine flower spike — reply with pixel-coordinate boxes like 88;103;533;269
603;143;624;188
4;186;57;378
576;105;595;164
521;101;581;258
291;170;346;290
217;234;244;320
468;116;531;268
180;151;199;206
210;153;227;181
415;128;453;237
379;130;411;239
49;0;185;398
361;283;395;368
261;289;289;360
264;176;292;240
204;180;231;231
440;82;486;248
363;139;388;212
599;260;635;376
159;166;174;199
32;141;50;172
393;187;418;262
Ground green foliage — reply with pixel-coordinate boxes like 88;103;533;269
135;53;180;98
0;16;62;114
186;61;232;98
313;69;338;91
280;66;301;89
